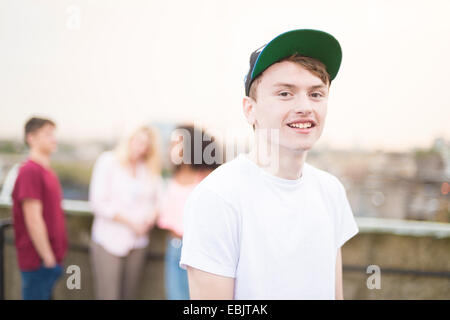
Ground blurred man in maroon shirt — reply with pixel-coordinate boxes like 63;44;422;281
12;117;67;300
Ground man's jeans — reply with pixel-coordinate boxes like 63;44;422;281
21;264;63;300
165;236;189;300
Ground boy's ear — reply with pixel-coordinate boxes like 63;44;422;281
243;96;256;127
25;132;34;147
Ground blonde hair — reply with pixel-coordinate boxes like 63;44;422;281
115;125;162;175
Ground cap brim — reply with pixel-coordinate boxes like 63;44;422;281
251;29;342;81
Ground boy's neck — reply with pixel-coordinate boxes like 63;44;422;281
29;149;51;169
248;144;307;180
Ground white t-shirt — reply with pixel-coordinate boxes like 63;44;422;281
180;153;359;299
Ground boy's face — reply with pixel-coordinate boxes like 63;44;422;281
27;124;58;155
244;61;329;152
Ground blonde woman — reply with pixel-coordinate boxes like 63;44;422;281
89;126;162;300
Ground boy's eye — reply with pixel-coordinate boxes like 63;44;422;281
279;92;291;97
311;92;323;98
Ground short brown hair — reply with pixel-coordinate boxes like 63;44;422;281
24;117;55;146
248;54;330;102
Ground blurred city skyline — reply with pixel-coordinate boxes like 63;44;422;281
1;0;450;151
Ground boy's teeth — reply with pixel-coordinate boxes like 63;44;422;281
289;122;312;129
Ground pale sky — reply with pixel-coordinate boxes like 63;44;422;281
1;0;449;151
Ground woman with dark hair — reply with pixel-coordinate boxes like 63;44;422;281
157;124;221;299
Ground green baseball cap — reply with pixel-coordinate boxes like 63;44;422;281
244;29;342;96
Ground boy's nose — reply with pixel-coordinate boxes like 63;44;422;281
293;95;313;114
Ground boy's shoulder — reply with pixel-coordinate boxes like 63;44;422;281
190;155;253;202
304;163;347;203
202;155;250;183
18;159;42;177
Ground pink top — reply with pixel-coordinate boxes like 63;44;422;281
157;177;201;238
89;151;163;257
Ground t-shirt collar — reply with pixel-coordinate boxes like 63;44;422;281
238;153;307;187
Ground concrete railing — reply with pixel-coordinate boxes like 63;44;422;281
3;199;450;237
1;200;449;299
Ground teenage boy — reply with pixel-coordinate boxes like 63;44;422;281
180;29;359;299
12;117;67;300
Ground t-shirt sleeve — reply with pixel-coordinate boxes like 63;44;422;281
180;186;240;278
15;166;44;203
335;180;359;250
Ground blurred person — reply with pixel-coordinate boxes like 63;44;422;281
157;125;220;300
89;126;162;300
180;30;359;299
12;117;67;300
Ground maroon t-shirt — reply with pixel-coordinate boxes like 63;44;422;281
12;159;67;271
